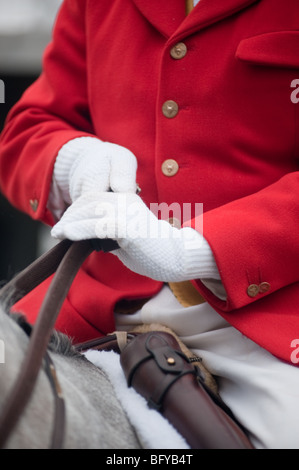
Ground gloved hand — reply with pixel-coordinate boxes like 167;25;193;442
53;136;138;205
51;192;220;283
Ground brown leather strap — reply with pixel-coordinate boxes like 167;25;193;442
120;331;254;449
44;351;66;449
133;333;196;411
75;332;137;354
0;238;73;304
14;316;66;449
0;240;94;449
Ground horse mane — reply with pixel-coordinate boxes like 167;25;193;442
48;328;82;358
0;284;82;358
9;311;82;358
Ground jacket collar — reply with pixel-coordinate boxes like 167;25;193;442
132;0;261;39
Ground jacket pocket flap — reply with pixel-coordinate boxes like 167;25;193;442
236;31;299;69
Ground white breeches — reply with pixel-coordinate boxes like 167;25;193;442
115;285;299;449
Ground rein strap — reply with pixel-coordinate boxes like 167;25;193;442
0;240;95;449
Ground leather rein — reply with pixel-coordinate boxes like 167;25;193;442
0;239;116;449
15;316;66;449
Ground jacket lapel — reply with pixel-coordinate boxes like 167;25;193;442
132;0;260;39
177;0;261;38
131;0;186;38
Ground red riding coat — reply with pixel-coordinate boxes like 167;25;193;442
1;0;299;364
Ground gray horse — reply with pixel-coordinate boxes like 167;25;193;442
0;309;141;449
0;241;191;450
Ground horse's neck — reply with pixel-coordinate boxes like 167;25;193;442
0;311;54;448
0;309;141;449
0;311;29;382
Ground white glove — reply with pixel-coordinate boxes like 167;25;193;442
51;192;220;283
53;136;138;205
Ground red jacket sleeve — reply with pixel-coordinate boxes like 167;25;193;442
185;171;299;313
0;0;94;225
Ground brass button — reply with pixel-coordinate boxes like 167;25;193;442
161;159;179;177
170;42;187;60
167;357;176;365
168;217;181;229
162;100;179;118
259;282;271;294
29;199;39;212
247;284;259;298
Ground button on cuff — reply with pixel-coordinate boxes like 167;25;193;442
247;282;271;298
259;282;271;294
247;284;259;298
29;199;39;212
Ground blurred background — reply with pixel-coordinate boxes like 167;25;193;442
0;0;62;283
